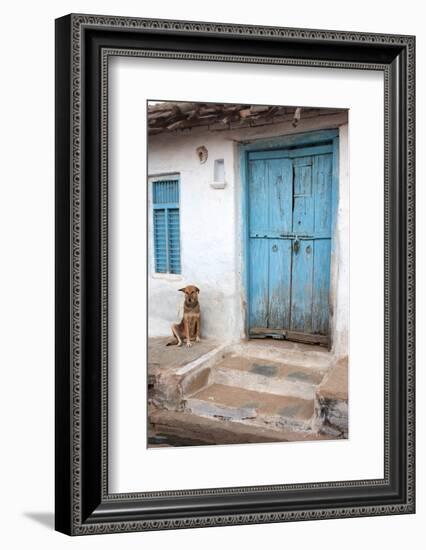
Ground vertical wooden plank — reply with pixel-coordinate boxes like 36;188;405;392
249;238;269;328
312;239;331;334
241;149;250;337
267;158;293;330
268;239;292;329
311;154;332;334
293;157;314;234
290;239;314;333
331;137;340;255
291;156;314;333
268;158;293;235
248;160;268;235
249;158;269;330
313;154;333;235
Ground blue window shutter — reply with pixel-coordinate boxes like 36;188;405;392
152;179;181;274
153;209;167;273
168;208;181;274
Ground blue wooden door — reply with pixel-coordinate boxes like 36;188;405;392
247;145;334;344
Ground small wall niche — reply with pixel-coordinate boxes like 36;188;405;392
211;159;226;189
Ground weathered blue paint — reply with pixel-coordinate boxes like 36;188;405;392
291;238;314;333
240;145;250;337
268;159;293;235
268;238;292;329
248;143;333;161
330;136;340;256
242;128;338;153
244;134;337;340
249;236;269;328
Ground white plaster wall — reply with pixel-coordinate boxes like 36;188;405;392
331;123;350;358
148;133;237;341
148;112;349;354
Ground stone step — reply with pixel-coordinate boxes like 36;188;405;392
211;355;326;400
185;383;315;432
230;340;332;371
314;358;349;438
149;408;333;447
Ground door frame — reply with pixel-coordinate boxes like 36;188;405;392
240;128;340;347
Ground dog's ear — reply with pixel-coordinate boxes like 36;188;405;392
194;286;200;293
178;287;186;292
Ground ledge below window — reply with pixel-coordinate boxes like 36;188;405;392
151;272;184;281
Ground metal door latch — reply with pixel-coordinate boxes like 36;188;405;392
293;238;300;254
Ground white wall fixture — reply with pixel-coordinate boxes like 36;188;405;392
211;158;226;189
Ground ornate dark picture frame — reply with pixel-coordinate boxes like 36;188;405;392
55;14;415;535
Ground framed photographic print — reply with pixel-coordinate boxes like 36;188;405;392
55;14;415;535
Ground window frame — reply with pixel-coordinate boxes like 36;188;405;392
150;175;182;276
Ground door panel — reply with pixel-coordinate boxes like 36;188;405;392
313;154;333;234
268;239;292;329
312;239;331;334
293;158;314;234
248;160;268;235
248;145;334;343
248;238;269;329
290;239;314;333
268;159;293;235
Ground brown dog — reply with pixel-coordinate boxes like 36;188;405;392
167;285;201;348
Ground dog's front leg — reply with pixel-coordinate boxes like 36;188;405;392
195;316;201;343
171;323;182;347
184;318;192;348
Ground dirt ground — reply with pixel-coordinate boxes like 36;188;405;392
148;337;220;371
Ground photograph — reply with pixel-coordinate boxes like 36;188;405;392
147;100;349;447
